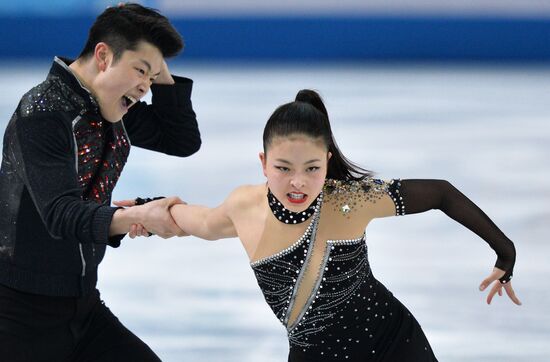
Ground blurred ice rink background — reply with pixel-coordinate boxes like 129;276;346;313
1;1;549;361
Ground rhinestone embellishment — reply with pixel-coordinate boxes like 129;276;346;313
267;189;321;225
341;204;351;215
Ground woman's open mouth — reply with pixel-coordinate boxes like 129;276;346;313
287;192;308;204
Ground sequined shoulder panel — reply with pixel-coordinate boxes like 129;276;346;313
323;178;405;216
18;76;89;118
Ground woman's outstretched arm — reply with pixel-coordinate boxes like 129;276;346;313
169;187;253;241
170;201;237;241
397;179;520;305
398;180;515;277
368;178;520;305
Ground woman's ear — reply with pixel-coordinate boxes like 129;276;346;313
259;152;267;177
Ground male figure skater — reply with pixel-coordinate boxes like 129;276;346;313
0;3;199;361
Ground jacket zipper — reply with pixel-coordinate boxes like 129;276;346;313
72;114;87;279
78;243;86;277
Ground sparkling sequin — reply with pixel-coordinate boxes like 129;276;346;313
73;119;130;203
19;75;89;117
341;204;351;215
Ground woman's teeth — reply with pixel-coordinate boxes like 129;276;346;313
288;193;305;199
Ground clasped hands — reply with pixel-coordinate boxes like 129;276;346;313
113;196;186;239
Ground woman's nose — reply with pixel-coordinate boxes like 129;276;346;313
290;178;305;189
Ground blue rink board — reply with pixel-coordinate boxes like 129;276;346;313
1;16;549;61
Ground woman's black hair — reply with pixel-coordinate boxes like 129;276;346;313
78;3;183;62
263;89;372;181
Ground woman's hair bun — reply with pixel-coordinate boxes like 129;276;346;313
295;89;328;117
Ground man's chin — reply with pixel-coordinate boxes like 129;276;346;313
100;111;124;123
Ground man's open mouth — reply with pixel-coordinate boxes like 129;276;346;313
122;95;137;108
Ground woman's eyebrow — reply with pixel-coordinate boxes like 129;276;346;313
274;159;321;165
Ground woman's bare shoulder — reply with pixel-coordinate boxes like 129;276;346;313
225;183;266;209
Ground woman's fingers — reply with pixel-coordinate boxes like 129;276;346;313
503;283;522;306
479;268;521;306
483;278;522;306
129;223;151;238
113;199;136;207
479;268;504;291
136;224;144;236
486;282;502;305
129;224;137;238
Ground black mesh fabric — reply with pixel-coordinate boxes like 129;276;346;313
400;179;515;283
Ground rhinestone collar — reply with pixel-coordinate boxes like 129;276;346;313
267;189;321;224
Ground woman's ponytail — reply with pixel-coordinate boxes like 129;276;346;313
263;89;372;181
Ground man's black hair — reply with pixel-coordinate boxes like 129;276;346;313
78;3;183;61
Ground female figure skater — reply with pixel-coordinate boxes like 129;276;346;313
166;90;519;361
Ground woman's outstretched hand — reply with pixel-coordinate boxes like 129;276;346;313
113;199;151;238
479;267;522;306
113;197;188;238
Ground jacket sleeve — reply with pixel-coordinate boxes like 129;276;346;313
396;179;516;284
13;112;118;245
122;75;201;156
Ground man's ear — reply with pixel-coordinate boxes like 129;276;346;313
94;42;112;72
259;152;267;177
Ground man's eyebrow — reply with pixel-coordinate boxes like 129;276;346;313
139;59;161;76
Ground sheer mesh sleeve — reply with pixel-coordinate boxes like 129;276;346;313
396;179;516;284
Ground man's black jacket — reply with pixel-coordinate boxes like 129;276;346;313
0;57;200;297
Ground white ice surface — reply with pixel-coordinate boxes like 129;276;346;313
1;62;548;362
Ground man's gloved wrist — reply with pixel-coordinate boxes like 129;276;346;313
133;196;166;236
134;196;165;205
